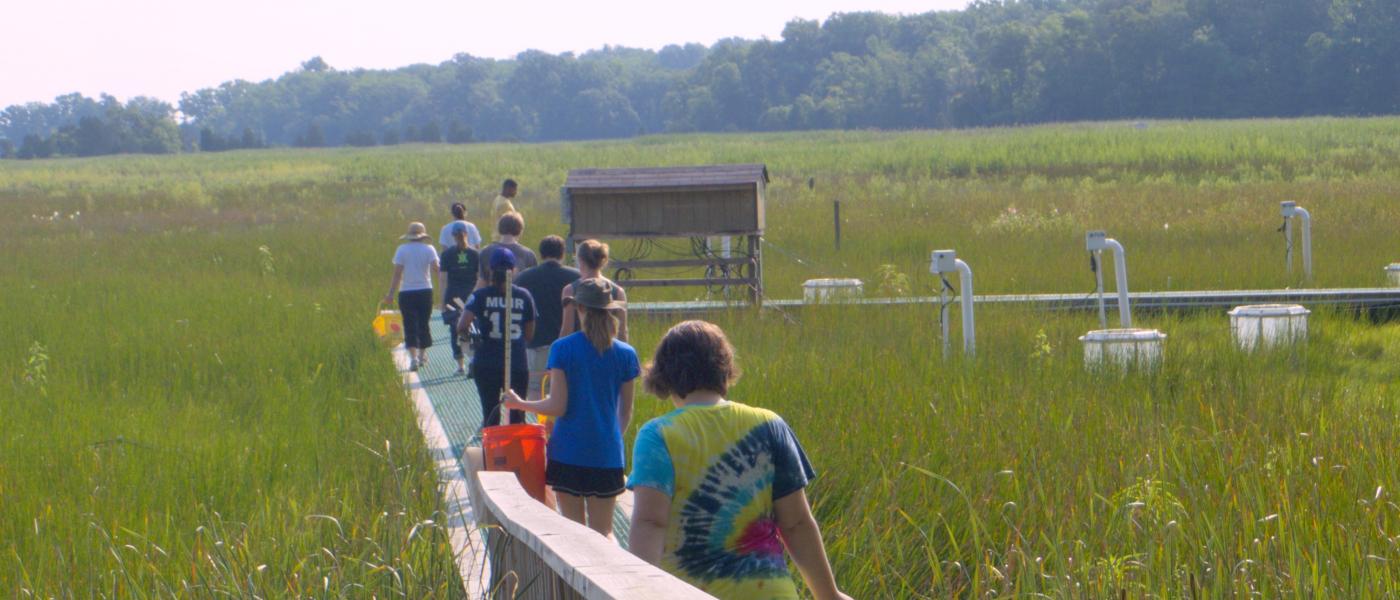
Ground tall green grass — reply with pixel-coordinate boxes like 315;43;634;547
7;119;1400;302
0;187;462;595
4;117;1400;595
624;306;1400;597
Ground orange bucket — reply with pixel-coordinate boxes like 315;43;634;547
482;423;548;503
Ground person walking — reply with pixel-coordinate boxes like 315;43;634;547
437;202;482;252
458;248;536;428
439;223;480;375
493;179;518;220
560;239;627;341
477;212;538;289
504;278;637;537
627;321;851;600
383;222;439;371
514;235;581;400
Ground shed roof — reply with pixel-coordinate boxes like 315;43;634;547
565;164;768;190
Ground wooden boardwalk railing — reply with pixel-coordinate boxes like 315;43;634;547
395;318;714;597
464;448;714;599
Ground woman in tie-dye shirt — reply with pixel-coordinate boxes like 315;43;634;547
628;320;850;600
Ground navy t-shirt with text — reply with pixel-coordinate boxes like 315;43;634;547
465;284;536;371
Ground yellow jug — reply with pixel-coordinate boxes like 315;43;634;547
372;309;403;342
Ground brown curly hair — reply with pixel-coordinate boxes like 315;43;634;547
643;320;740;399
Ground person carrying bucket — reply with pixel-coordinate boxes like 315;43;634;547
503;278;637;537
383;222;440;372
626;320;850;600
458;247;536;428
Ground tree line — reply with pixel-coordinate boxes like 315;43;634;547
0;94;180;159
3;0;1398;159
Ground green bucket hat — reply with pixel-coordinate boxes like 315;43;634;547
574;278;625;310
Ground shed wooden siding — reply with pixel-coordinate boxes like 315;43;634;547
565;164;767;238
565;164;768;190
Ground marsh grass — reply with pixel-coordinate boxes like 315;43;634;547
4;118;1400;596
0;182;464;595
623;306;1400;597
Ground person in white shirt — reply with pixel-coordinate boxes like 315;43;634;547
438;202;482;252
384;222;440;371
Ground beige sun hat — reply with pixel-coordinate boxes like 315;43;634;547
574;278;626;310
400;222;430;241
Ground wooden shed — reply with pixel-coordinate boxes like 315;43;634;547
561;164;769;305
562;164;767;238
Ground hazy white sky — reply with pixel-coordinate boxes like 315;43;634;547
1;0;971;109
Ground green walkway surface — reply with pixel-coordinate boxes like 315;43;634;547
415;312;631;545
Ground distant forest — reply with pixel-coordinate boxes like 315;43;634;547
3;0;1398;158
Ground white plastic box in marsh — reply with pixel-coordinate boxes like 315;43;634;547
1228;304;1309;350
1080;328;1167;368
802;278;864;304
1386;264;1400;287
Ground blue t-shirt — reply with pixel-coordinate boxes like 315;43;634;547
545;332;640;469
465;284;536;370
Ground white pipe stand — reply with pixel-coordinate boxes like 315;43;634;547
1086;231;1132;328
1281;201;1312;281
931;249;975;358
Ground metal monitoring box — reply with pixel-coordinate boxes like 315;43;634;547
561;164;769;306
562;164;767;238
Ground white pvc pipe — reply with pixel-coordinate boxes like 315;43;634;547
1296;207;1312;281
939;283;951;358
1105;238;1132;328
1093;250;1108;329
1284;216;1294;275
955;259;975;356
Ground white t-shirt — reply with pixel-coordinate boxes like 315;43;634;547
393;243;440;292
438;220;482;251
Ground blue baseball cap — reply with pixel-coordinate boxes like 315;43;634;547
489;247;517;271
450;222;468;236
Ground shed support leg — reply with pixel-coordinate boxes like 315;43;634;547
748;235;763;308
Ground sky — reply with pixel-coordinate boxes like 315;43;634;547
1;0;971;109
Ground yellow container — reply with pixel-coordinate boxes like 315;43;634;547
372;310;403;342
537;373;555;434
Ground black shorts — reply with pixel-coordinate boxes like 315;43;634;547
546;460;625;498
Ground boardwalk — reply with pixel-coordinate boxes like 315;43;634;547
630;287;1400;315
406;313;634;543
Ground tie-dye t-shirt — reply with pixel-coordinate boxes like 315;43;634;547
628;401;816;599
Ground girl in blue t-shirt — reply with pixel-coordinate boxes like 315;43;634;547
504;277;637;537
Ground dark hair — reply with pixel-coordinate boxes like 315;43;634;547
576;239;609;271
497;211;524;236
451;202;466;219
643;320;740;399
539;235;565;260
492;267;509;286
502;179;518;192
